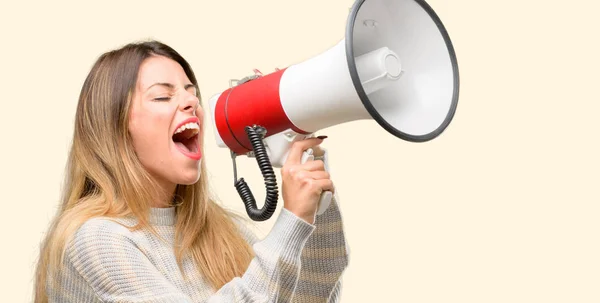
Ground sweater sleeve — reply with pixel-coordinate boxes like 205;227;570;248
208;209;316;302
292;148;350;303
239;197;350;303
63;209;316;303
293;194;349;303
238;149;350;303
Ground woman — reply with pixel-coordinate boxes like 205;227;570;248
33;40;349;302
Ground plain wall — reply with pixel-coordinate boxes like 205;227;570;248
1;0;599;302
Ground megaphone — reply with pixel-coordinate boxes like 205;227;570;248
208;0;459;221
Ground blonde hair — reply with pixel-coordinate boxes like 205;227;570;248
33;41;254;302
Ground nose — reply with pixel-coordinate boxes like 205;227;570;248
179;89;200;113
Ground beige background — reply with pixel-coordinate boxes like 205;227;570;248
1;0;599;302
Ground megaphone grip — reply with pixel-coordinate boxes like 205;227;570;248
316;191;333;216
234;126;279;221
301;148;333;216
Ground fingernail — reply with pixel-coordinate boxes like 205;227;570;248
317;135;328;139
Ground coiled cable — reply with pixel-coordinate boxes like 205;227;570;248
234;125;279;221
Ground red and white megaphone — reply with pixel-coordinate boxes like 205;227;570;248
208;0;459;221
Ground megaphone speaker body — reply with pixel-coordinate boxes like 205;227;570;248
209;0;458;164
209;39;377;165
208;0;459;220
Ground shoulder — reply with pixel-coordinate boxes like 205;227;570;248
74;216;135;242
66;217;140;262
64;217;154;280
57;218;189;302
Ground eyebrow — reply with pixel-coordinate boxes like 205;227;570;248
145;82;197;92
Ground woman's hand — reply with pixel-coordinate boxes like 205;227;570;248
281;137;334;224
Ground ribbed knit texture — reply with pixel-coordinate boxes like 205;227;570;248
46;158;350;302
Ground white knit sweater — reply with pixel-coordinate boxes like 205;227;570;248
46;182;349;302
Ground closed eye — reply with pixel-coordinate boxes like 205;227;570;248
154;97;171;101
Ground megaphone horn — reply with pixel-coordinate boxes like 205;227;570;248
208;0;460;221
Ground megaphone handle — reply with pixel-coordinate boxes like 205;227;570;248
301;149;333;216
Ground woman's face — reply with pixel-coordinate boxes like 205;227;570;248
128;55;203;194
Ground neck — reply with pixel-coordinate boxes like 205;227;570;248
151;177;178;208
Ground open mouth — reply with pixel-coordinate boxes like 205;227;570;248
172;120;201;159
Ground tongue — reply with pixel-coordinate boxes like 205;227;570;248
174;141;190;152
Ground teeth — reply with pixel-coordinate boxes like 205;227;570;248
174;122;200;135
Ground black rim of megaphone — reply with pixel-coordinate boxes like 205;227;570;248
346;0;460;143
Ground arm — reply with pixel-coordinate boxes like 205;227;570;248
209;209;316;302
63;210;316;303
239;149;350;303
293;195;349;303
240;202;348;303
293;149;349;303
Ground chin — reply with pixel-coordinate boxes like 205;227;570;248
178;179;200;186
175;170;201;185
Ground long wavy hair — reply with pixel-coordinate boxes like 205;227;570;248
33;40;254;302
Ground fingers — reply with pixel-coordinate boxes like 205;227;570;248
292;174;334;193
282;159;326;181
300;159;325;172
313;179;335;194
290;169;329;182
285;137;325;165
307;170;330;180
290;169;332;192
